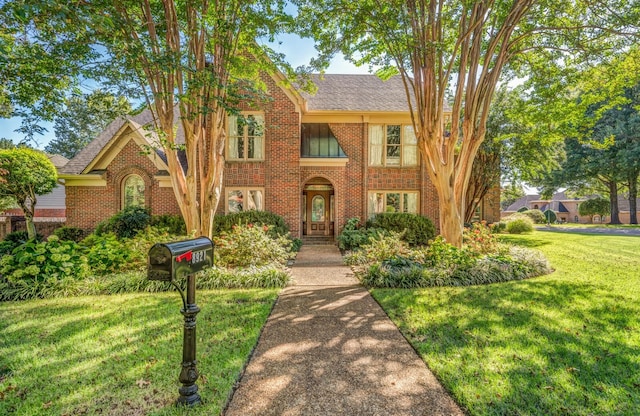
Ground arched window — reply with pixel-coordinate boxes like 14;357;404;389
123;174;145;208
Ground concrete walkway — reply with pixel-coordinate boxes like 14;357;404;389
224;245;464;416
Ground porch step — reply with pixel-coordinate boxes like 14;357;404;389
301;236;336;246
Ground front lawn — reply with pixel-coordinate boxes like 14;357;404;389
372;232;640;415
0;289;278;415
537;223;640;229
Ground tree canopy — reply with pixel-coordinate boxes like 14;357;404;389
45;90;132;159
0;148;57;238
295;0;639;245
578;197;610;221
1;0;295;237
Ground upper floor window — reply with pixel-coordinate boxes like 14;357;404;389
228;113;265;161
123;174;145;208
301;124;347;158
369;124;418;167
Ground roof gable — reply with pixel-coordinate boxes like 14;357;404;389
63;72;426;175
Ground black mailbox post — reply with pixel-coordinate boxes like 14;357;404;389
147;237;213;406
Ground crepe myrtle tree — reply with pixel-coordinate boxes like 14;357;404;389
94;0;296;238
1;0;297;238
295;0;639;246
0;148;57;239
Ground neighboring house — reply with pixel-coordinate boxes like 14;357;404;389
502;191;640;224
0;153;68;238
59;72;500;240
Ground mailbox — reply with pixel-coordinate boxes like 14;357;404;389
148;237;213;281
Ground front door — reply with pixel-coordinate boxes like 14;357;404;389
304;190;334;236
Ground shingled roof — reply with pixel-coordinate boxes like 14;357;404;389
300;74;410;112
62;73;445;175
61;108;182;175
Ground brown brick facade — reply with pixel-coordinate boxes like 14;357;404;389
66;138;181;230
65;74;499;237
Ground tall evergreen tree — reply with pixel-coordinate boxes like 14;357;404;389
45;91;131;159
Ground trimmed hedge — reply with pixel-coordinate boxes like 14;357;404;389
213;211;289;238
365;213;436;246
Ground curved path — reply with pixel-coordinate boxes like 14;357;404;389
224;245;463;416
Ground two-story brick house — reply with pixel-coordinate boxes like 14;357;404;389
59;72;500;240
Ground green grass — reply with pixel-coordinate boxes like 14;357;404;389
0;289;279;415
536;223;640;229
372;232;640;415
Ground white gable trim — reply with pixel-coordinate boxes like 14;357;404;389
83;120;169;174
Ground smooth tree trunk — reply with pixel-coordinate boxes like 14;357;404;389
17;200;37;240
629;171;638;224
608;181;621;224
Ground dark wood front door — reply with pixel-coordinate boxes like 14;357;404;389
304;190;334;236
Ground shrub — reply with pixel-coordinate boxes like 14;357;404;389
338;228;388;251
464;222;499;254
82;226;181;275
122;226;183;268
150;214;186;235
544;209;557;224
343;217;362;231
1;230;43;250
53;226;87;242
355;237;552;289
95;206;152;239
0;235;89;300
412;236;476;270
0;230;40;256
81;233;134;275
290;238;303;252
359;257;427;288
365;213;436;246
506;216;534;234
520;209;546;224
343;232;408;266
213;224;293;268
213;211;289;238
490;221;507;234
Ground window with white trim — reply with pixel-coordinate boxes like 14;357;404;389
369;124;418;166
226;188;264;213
227;113;265;161
368;191;419;217
122;174;145;208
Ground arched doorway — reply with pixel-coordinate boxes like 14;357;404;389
302;178;335;237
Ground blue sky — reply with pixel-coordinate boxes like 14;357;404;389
0;34;370;150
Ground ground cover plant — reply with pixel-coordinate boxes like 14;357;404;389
346;223;551;288
0;289;278;415
371;232;640;415
0;210;293;301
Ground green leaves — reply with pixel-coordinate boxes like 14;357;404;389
45;90;131;159
0;148;57;235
